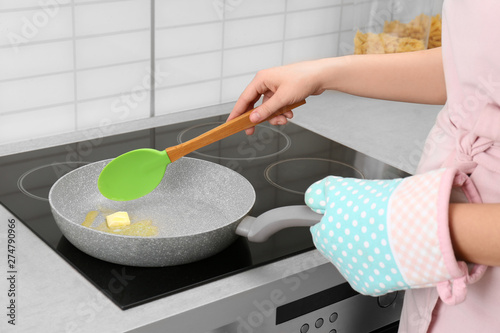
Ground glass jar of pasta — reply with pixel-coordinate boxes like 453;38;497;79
353;0;443;54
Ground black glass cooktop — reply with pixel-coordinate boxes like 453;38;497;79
0;114;408;309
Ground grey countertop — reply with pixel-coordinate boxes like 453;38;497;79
0;91;442;333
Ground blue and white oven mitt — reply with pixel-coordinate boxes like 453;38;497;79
305;168;487;305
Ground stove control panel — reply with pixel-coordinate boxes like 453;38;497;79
206;284;403;333
275;284;403;333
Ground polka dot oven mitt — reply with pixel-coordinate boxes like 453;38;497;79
305;168;487;305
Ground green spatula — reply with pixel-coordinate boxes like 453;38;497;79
98;100;306;201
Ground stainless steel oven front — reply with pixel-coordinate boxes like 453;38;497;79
204;260;403;333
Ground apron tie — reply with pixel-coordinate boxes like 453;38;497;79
446;135;497;174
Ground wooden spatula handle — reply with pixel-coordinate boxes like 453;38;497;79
165;100;306;163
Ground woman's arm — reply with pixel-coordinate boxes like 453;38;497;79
449;203;500;266
320;47;446;105
228;47;446;133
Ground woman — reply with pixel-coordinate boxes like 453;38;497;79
227;1;500;332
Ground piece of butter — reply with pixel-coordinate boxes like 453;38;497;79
106;211;131;229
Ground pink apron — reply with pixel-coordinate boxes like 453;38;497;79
398;1;500;332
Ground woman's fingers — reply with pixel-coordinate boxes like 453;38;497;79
227;93;259;122
227;73;271;122
227;86;262;135
271;111;294;125
249;91;289;123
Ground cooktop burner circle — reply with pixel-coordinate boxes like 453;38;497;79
264;158;364;195
177;122;291;160
17;161;90;201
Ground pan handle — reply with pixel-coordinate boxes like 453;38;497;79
236;205;321;242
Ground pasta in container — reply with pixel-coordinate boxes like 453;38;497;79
353;0;442;54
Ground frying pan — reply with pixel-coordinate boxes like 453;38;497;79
49;157;321;267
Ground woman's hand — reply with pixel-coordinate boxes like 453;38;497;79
227;60;326;135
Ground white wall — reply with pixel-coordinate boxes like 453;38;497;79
0;0;442;145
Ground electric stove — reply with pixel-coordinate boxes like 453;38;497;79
0;114;408;310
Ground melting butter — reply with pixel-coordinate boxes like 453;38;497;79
81;211;158;237
82;211;99;227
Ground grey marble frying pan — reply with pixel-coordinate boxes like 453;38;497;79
49;157;321;267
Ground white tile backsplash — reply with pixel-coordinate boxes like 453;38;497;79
0;41;73;80
285;6;341;39
0;73;74;113
0;0;367;145
339;30;355;56
0;6;73;47
0;1;52;10
223;42;282;77
75;31;150;69
155;80;221;115
224;14;285;49
155;22;223;58
287;0;342;11
76;61;151;100
341;4;355;31
76;92;150;130
224;0;286;19
0;104;75;143
73;0;108;3
155;0;222;27
74;0;150;36
156;51;222;88
283;33;339;64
